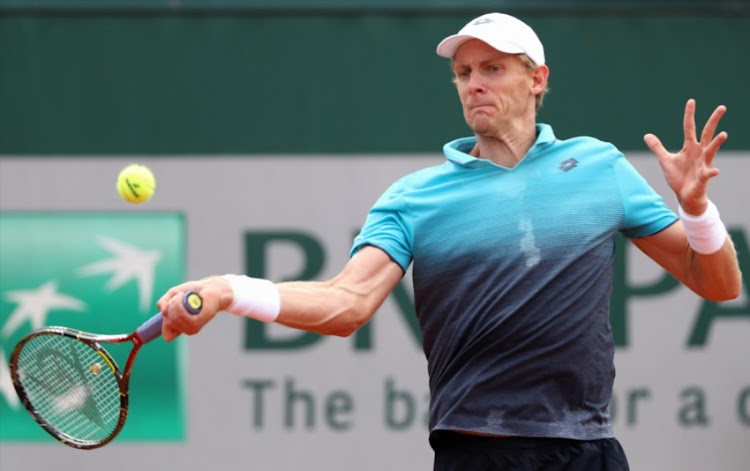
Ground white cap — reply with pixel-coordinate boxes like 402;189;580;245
436;12;545;65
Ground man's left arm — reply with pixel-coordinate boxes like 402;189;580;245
632;221;740;301
634;98;742;301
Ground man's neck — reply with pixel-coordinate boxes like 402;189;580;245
469;120;538;168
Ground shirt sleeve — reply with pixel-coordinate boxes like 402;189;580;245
614;153;678;239
350;179;414;272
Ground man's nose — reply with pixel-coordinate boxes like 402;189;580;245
467;73;487;94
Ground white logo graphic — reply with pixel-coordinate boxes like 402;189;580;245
77;236;162;313
1;281;86;410
1;281;86;338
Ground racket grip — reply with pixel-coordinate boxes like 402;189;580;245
137;291;203;343
137;313;166;344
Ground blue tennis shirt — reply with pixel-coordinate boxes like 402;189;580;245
351;123;677;440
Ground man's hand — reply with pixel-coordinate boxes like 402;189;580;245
643;99;728;216
156;276;234;342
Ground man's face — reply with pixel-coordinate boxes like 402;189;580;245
451;39;539;136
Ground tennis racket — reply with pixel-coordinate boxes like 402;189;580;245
8;290;203;450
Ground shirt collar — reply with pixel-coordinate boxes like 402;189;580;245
443;123;557;168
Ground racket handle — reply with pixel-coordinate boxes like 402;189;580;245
137;291;203;343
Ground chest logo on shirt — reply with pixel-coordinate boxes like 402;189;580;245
559;158;579;172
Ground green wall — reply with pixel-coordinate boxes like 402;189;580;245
1;13;748;154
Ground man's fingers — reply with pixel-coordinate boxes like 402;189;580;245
162;291;206;341
156;289;175;312
701;105;727;145
643;133;668;159
683;98;697;143
161;290;189;341
157;281;202;311
157;284;187;311
704;131;728;166
162;328;178;342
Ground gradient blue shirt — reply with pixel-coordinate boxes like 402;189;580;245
351;123;677;440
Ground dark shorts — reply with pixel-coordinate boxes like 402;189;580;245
431;431;630;471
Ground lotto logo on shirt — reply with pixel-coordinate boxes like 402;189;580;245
0;212;187;443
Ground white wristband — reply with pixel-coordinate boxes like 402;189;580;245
222;274;280;322
677;200;728;255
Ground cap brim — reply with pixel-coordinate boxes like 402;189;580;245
436;34;469;58
436;33;526;59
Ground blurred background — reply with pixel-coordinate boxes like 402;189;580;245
1;1;749;470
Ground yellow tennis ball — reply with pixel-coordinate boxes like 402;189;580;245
117;164;155;204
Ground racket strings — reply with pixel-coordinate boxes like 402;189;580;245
15;334;122;443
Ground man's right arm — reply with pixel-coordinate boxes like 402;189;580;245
275;245;405;336
157;245;404;341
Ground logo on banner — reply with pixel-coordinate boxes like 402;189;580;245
0;212;187;442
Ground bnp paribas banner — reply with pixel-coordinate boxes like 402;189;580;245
0;213;187;443
0;155;748;471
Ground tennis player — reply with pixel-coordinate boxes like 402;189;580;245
158;12;742;471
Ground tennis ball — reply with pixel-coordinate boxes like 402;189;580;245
117;164;155;204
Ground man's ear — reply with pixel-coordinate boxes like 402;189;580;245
531;64;549;95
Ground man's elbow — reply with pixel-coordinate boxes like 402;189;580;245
702;278;742;302
319;317;369;338
316;308;373;338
